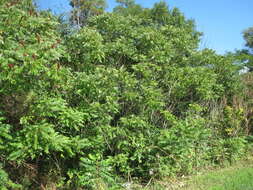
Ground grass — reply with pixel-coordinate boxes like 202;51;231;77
177;157;253;190
183;165;253;190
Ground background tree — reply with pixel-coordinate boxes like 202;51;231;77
116;0;135;7
69;0;106;27
113;0;144;16
231;26;253;70
244;27;253;50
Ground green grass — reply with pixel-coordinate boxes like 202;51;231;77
179;158;253;190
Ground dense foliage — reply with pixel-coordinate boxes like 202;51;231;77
0;0;252;189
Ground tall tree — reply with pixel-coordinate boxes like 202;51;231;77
70;0;106;27
243;27;253;50
115;0;135;7
150;1;170;25
113;0;143;16
233;26;253;70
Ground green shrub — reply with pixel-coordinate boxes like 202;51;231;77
0;0;250;189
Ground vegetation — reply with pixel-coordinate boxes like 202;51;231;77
0;0;252;189
129;156;253;189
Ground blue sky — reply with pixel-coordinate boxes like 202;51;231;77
37;0;253;54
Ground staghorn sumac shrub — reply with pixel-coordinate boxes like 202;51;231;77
0;0;250;189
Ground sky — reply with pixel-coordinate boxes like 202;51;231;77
36;0;253;54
